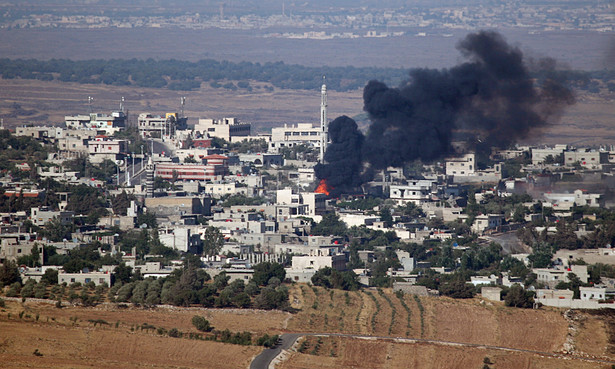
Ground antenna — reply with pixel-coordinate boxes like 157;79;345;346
180;96;186;118
120;96;125;113
88;96;94;113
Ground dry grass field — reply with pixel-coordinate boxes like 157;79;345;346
0;77;613;146
0;298;288;368
277;337;606;369
3;285;615;368
283;285;615;368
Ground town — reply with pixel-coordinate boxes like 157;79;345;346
1;72;615;317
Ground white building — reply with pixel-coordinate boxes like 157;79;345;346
269;123;321;152
87;137;128;164
276;188;325;218
446;153;475;176
471;214;503;234
138;112;187;139
194;117;251;142
65;111;126;134
59;271;111;286
389;180;437;206
564;148;608;169
580;287;606;301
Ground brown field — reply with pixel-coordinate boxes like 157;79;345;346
0;77;614;146
278;337;609;369
3;285;615;368
287;286;567;352
0;298;288;368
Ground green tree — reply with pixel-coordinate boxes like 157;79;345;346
0;260;21;286
203;226;224;257
311;267;359;291
311;213;347;236
40;269;59;285
252;262;286;286
113;263;133;285
504;284;534;308
191;315;213;332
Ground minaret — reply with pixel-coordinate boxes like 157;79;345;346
145;156;154;198
319;76;328;164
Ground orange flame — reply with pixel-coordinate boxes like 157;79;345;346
315;179;331;196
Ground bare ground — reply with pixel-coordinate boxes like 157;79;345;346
0;78;614;146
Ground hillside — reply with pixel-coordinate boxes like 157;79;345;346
2;285;615;368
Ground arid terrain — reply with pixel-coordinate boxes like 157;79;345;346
2;285;615;368
0;78;614;146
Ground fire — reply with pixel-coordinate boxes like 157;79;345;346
315;179;331;196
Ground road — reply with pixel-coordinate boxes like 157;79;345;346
249;333;302;369
249;332;615;369
118;138;175;186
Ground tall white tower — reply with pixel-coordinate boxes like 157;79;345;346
319;76;328;163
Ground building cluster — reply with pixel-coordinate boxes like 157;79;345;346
4;2;613;34
5;80;615;310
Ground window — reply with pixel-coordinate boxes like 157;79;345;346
71;278;75;283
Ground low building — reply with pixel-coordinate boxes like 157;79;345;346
58;271;111;286
580;287;606;301
30;207;74;226
564;148;608;169
65;111;126;135
138;112;187;139
87;137;128;164
471;214;503;234
144;196;212;217
389;180;437;206
194;117;251;142
533;265;588;287
481;287;502;301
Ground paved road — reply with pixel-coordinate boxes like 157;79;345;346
250;333;302;369
249;331;615;369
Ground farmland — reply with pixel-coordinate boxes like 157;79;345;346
2;285;615;368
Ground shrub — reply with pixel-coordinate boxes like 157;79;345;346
256;334;279;348
191;315;213;332
168;328;182;338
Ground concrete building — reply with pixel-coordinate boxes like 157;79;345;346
446;153;475;176
275;187;325;219
471;214;503;234
269;123;321;152
389;180;437;206
154;158;229;182
481;287;502;301
138;112;187;138
65;111;126;134
543;189;603;210
16;126;64;140
158;226;202;253
144;196;212;217
531;145;567;165
238;153;283;167
580;287;606;301
59;271;111;286
533;265;588;287
564;148;608;169
87;137;128;164
30;207;74;226
194;117;250;142
0;242;43;265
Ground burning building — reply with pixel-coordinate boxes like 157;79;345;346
315;30;574;197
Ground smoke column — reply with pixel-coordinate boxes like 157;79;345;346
315;30;574;196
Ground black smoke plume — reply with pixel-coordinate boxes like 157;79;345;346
315;30;574;195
